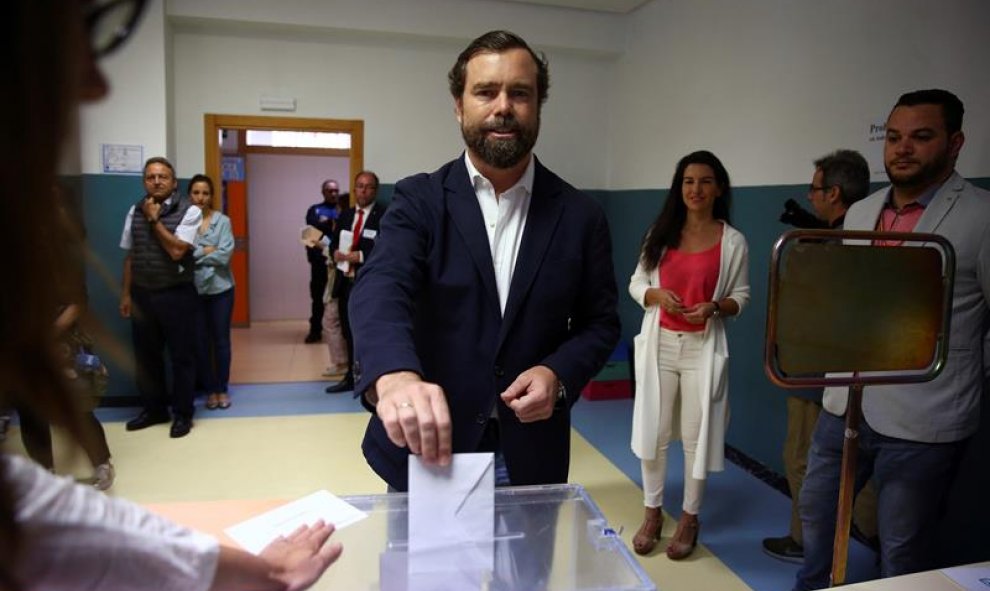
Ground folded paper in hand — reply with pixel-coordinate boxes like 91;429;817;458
299;225;323;248
224;490;367;555
336;229;353;274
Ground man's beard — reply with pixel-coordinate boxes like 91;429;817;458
885;149;951;190
461;114;539;169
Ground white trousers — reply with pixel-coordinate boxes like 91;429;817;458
641;328;706;514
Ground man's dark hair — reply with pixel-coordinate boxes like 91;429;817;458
143;156;176;178
894;89;964;135
186;173;215;197
814;149;870;208
448;30;550;106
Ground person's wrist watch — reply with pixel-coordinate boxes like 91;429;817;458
556;381;567;401
147;217;160;225
710;300;721;318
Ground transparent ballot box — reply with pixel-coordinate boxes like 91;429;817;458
319;484;656;591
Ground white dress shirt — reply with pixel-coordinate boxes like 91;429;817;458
464;153;535;315
7;453;220;590
347;203;375;264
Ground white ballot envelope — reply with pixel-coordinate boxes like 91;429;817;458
941;565;990;591
224;490;367;555
407;453;495;591
336;229;353;273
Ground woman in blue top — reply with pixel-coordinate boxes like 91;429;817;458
189;174;236;410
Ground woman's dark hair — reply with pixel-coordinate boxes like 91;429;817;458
186;173;214;194
187;173;216;209
2;2;89;587
639;150;732;270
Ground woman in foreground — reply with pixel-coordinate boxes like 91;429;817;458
0;1;341;589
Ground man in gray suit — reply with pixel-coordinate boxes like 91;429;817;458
794;89;990;590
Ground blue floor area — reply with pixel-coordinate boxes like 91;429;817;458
96;381;366;423
571;398;879;591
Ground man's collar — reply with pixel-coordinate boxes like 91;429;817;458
884;176;949;209
463;152;535;196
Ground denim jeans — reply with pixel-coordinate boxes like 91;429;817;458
793;411;965;590
195;288;234;394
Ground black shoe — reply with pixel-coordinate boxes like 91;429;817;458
762;535;804;563
304;333;322;344
325;379;354;394
169;416;192;438
126;411;170;431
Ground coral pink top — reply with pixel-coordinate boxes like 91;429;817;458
658;240;721;332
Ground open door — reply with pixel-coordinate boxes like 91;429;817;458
204;114;364;326
224;178;249;327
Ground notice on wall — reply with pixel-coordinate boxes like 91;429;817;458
865;120;888;183
222;156;245;181
101;144;143;174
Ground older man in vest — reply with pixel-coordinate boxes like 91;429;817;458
119;157;202;438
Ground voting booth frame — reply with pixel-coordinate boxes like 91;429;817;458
764;229;955;587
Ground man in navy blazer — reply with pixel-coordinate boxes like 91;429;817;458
349;30;620;491
327;171;385;393
795;90;990;589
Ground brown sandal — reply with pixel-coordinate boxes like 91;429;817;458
205;393;219;410
632;506;664;555
666;512;700;560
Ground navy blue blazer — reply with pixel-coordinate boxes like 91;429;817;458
350;156;620;491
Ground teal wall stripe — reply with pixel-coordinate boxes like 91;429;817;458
76;173;990;472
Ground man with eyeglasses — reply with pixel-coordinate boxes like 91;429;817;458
764;149;877;563
794;89;990;589
119;156;202;438
325;171;385;394
805;150;870;230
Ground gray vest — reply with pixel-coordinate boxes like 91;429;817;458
130;194;194;290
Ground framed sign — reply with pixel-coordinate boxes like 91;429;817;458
222;156;245;181
101;144;143;174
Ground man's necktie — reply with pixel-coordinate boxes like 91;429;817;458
350;208;365;253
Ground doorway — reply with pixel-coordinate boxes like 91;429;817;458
203;114;364;327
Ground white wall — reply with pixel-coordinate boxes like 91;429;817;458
169;22;614;189
80;0;170;174
246;153;349;321
80;0;990;189
608;0;990;189
166;0;627;57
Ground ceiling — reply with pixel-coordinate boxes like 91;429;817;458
493;0;652;14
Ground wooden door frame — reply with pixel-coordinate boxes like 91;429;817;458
203;114;365;203
202;114;364;326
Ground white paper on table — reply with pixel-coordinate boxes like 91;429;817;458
224;490;367;555
407;453;494;589
941;565;990;591
336;229;353;273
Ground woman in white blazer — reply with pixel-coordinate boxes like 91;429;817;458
629;151;750;559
